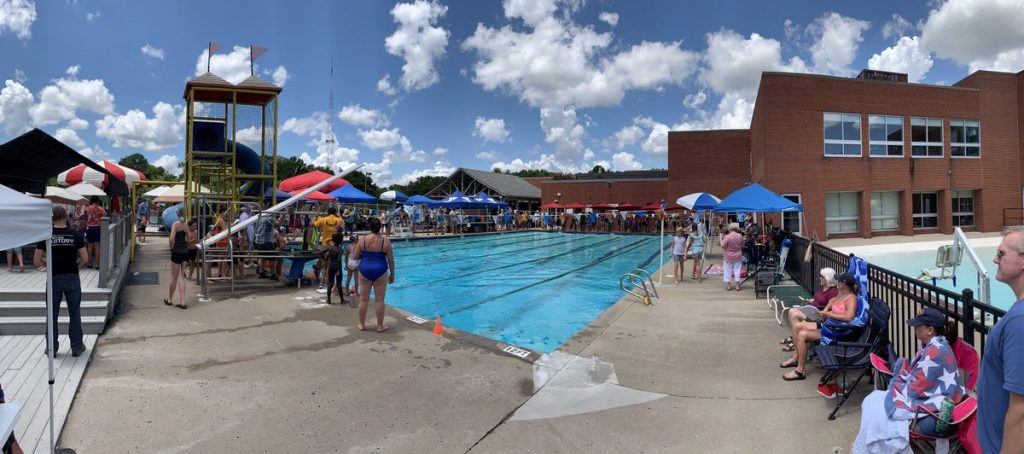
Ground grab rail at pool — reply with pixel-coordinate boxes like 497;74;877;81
620;272;654;305
952;227;990;306
631;268;659;299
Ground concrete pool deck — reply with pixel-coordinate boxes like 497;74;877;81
57;239;862;453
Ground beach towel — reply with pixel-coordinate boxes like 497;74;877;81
854;390;913;454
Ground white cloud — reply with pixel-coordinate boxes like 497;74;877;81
339;104;389;128
473;117;510;143
386;148;428;163
432;147;447;155
598;11;618;27
699;30;808;97
85;11;99;22
376;74;398;95
95;102;183;151
0;0;36;40
281;112;326;137
636;117;670;155
29;76;116;126
77;145;110;160
611;151;642;170
783;18;800;43
384;0;450;92
920;0;1024;72
67;117;88;130
194;45;289;86
490;154;581;173
683;90;707;109
12;69;25;83
394;160;455;185
152;154;180;176
0;79;34;135
882;14;913;40
540;107;586;165
611;124;643;150
54;126;85;148
868;36;934;83
463;5;698;109
806;12;871;76
141;44;165;60
475;150;500;160
359;127;412;152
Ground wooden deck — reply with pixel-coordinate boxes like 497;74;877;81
1;335;97;454
0;269;102;290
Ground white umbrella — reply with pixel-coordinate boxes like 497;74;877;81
65;181;106;197
44;186;86;205
676;192;721;210
143;185;171;197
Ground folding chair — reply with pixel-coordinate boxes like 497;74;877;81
815;297;891;421
766;285;811;325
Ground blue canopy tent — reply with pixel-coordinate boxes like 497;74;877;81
264;188;293;200
406;195;438;205
712;183;802;213
436;190;484;209
328;184;379;204
471;191;509;208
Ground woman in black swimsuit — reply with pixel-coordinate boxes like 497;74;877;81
325;232;345;305
166;217;188;309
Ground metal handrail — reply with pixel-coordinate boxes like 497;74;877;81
631;268;659;298
952;227;991;305
620;271;654;305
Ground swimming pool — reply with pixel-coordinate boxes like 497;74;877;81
836;237;1013;310
385;232;666;352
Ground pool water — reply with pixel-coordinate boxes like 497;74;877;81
378;232;666;352
839;239;1013;310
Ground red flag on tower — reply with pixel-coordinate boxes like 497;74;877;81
250;45;268;75
206;42;221;73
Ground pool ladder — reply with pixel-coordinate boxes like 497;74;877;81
620;268;658;306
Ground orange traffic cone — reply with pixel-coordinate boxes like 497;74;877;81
432;315;444;336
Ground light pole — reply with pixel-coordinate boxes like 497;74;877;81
364;172;372;193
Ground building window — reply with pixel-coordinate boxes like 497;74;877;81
952;190;975;227
912;192;939;229
870;191;900;231
826;192;859;234
911;117;943;157
950;119;980;157
782;194;801;235
824;113;861;156
869;115;903;157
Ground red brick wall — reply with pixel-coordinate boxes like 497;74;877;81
753;71;1020;238
540;179;668;205
522;177;551;190
665;130;750;199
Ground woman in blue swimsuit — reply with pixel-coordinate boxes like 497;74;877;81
352;217;395;332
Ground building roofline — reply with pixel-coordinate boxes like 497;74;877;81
759;71;981;92
541;178;668;184
668;129;748;135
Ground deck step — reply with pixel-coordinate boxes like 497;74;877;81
0;300;109;318
0;316;106;335
0;288;110;303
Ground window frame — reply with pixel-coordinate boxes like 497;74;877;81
950;119;981;159
823;112;863;158
825;191;860;234
910;117;944;158
868;115;904;158
951;189;975;227
912;191;940;229
870;191;900;231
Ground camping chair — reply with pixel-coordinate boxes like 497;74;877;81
766;284;811;325
816;297;891;421
870;338;981;453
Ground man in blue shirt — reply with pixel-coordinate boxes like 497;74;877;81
136;199;151;244
981;227;1024;453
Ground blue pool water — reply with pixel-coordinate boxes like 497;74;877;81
380;232;666;352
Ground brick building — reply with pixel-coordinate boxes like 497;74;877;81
541;68;1024;239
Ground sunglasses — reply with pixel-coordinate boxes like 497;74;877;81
996;249;1024;258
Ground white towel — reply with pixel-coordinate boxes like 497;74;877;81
853;390;912;454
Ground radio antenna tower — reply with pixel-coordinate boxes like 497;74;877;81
324;60;336;171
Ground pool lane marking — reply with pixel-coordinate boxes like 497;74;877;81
395;233;577;261
394;232;555;258
446;237;657;315
394;235;628;289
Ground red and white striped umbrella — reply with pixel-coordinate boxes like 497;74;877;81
57;160;147;189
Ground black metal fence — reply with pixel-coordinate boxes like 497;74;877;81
785;235;1007;359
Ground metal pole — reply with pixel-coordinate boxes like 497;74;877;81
46;238;55;454
658;215;665;286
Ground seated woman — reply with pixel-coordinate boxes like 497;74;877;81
780;267;839;351
781;272;860;381
853;307;966;452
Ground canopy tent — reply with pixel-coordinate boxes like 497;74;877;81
379;190;408;202
0;128;129;197
677;192;721;211
142;185;172;197
293;190;334;202
641;202;663;211
436;190;484;209
406;195;437;205
263;188;293;200
57;159;146;190
279;170;348;193
712;183;802;213
471;192;509;208
44;186;86;205
152;183;210;203
0;184;53;250
541;202;565;209
328;184;378;204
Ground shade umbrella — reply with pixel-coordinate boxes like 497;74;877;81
590;202;613;211
44;186;86;205
293;189;334;202
407;195;437;205
57;159;147;189
142;185;172;197
327;184;378;204
541;202;565;209
66;181;107;197
616;202;640;210
664;203;685;211
280;170;348;193
379;190;408;202
712;183;802;213
677;192;721;211
642;202;663;211
564;202;587;209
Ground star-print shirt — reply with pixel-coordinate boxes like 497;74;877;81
884;335;966;420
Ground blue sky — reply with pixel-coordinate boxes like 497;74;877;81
1;0;1023;186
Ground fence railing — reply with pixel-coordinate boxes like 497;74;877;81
785;235;1007;359
98;214;130;286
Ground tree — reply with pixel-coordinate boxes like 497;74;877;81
389;175;446;196
118;153;178;182
589;165;606;174
276;156;312;181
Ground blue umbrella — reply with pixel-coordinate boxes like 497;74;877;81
712;183;802;213
676;192;721;210
407;195;437;205
327;184;378;204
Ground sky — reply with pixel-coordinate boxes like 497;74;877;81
1;0;1024;186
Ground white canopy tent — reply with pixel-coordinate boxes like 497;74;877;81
142;185;171;197
0;184;61;454
44;186;85;206
65;182;106;197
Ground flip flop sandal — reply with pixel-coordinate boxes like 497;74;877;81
163;299;172;306
780;358;799;368
782;370;806;381
781;343;796;352
779;336;793;345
